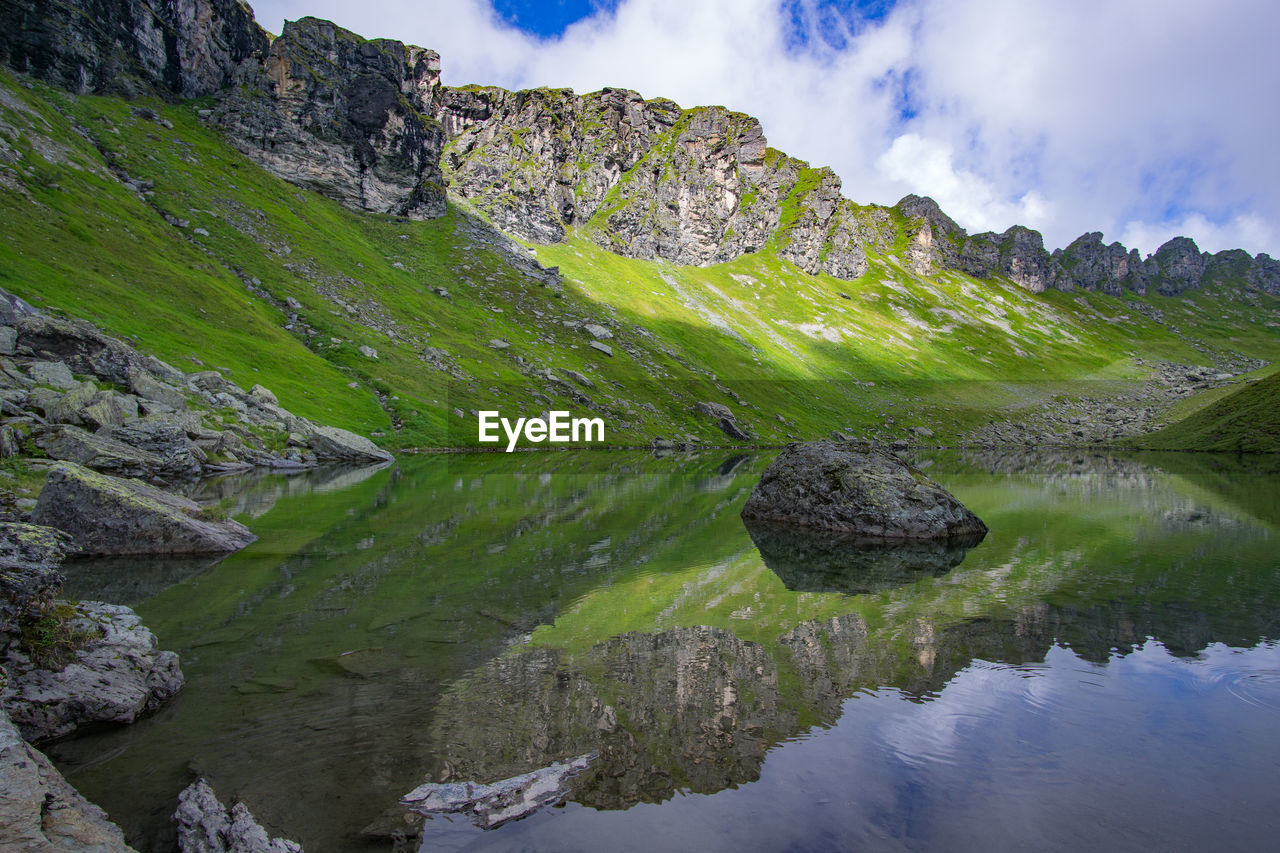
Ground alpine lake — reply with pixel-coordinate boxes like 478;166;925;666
49;448;1280;852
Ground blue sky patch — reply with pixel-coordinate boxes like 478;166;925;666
491;0;621;37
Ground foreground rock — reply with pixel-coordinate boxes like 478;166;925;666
0;705;137;852
740;441;987;539
0;522;70;654
32;462;256;556
174;779;303;853
3;600;183;743
401;753;595;830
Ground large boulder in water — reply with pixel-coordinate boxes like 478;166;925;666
31;462;256;555
741;442;987;540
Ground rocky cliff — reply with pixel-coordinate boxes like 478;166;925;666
214;16;447;219
0;0;266;98
436;85;895;277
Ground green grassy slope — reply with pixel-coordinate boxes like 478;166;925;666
1130;368;1280;452
3;69;1278;449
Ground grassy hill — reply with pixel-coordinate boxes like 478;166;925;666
3;68;1278;450
1129;368;1280;452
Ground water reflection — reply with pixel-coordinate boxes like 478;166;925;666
42;449;1280;852
744;518;985;594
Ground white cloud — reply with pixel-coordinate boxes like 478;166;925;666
876;133;1053;235
1121;214;1279;259
246;0;1280;257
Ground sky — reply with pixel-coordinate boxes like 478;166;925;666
249;0;1280;258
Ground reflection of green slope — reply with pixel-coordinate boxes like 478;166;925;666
1134;451;1280;530
529;452;1280;660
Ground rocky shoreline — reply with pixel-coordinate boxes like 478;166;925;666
0;285;399;850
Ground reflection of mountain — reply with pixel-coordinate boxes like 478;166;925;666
425;627;784;812
422;571;1280;831
745;519;984;594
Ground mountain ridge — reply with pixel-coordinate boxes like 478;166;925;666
2;0;1275;299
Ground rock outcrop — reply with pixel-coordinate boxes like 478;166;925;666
174;779;303;853
0;0;267;99
31;462;257;555
2;600;184;742
213;16;446;219
0;705;137;852
740;441;988;539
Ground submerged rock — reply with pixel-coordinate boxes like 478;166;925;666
740;441;987;539
174;778;303;853
2;600;183;743
31;462;256;555
401;753;595;829
0;705;136;852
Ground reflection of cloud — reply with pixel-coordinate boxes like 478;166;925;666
252;0;1280;256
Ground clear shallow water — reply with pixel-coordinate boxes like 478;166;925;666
50;450;1280;852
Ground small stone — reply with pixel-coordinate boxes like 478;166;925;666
359;345;378;359
588;341;613;357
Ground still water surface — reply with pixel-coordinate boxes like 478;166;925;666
52;450;1280;851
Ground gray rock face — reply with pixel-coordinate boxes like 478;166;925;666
1053;232;1148;294
740;441;988;539
17;313;145;386
214;16;446;219
2;600;183;743
0;0;267;99
0;705;137;852
174;779;303;853
31;462;256;555
0;287;390;478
